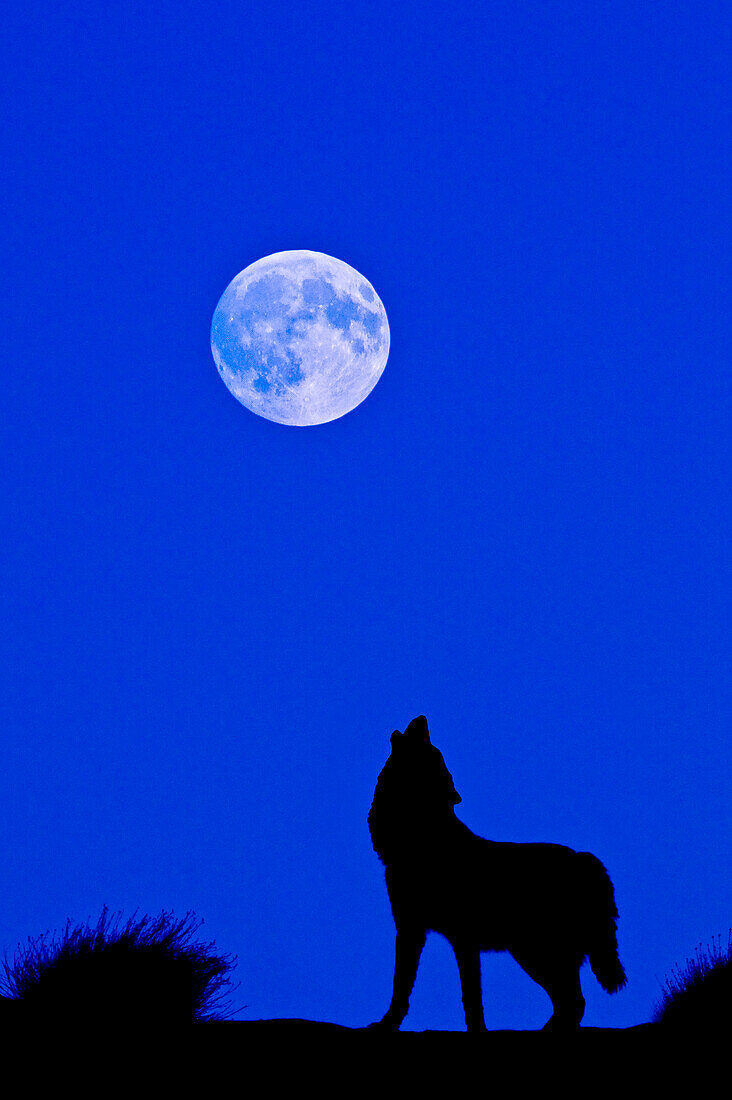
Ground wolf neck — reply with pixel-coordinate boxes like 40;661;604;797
368;795;467;865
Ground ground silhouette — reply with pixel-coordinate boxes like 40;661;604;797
1;1017;707;1097
367;715;626;1032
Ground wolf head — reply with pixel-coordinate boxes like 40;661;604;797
368;716;462;863
386;715;462;806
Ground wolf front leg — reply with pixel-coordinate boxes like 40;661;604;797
370;925;426;1030
452;941;487;1033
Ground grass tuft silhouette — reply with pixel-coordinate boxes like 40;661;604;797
0;906;238;1025
653;930;732;1033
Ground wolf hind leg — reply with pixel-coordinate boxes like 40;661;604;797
370;926;426;1031
511;948;585;1031
452;941;487;1033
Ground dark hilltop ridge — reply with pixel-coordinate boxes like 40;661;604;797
0;909;728;1084
0;907;726;1090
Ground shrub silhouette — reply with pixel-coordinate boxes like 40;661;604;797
0;907;237;1025
654;930;732;1033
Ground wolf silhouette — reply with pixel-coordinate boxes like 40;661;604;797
368;715;626;1031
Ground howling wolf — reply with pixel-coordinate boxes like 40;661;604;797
368;716;626;1031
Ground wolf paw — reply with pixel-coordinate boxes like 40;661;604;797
366;1017;401;1031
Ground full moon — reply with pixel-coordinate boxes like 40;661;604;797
210;251;390;426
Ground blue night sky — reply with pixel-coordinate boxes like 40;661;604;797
1;2;729;1029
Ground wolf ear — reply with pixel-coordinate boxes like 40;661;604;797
405;715;430;743
390;730;403;746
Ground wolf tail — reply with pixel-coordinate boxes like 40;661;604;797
576;852;627;994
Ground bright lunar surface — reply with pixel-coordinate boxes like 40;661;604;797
211;251;390;426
